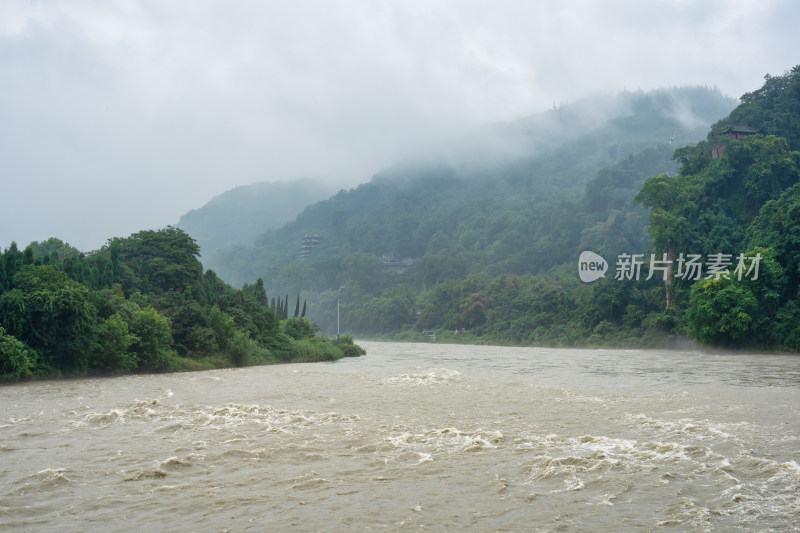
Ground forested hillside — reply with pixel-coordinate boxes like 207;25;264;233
207;87;734;287
198;84;758;345
177;178;337;258
634;66;800;350
0;229;363;382
400;66;799;350
202;67;800;351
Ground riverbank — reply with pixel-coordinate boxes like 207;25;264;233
1;334;366;384
355;327;703;351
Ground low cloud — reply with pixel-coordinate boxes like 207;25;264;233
1;0;798;250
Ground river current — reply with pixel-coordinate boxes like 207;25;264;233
1;342;799;531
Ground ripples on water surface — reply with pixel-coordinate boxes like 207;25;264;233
1;342;798;531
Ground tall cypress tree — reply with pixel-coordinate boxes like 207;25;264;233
294;294;300;317
6;242;20;285
301;300;306;318
254;277;267;305
0;252;6;291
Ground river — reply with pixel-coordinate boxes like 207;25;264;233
1;342;799;531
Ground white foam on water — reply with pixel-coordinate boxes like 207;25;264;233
381;368;461;386
381;425;504;465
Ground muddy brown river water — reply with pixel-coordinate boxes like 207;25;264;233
1;341;799;531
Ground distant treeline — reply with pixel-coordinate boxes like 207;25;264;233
0;228;364;382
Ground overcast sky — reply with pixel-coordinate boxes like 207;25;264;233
1;0;799;251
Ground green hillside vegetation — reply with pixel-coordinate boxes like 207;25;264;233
207;88;733;287
0;228;364;382
204;85;778;346
178;178;337;258
634;66;800;350
405;66;800;351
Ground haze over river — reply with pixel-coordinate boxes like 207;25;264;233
1;342;799;531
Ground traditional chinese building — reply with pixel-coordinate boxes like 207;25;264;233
719;125;761;140
712;125;761;158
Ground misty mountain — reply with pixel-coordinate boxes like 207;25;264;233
418;86;735;171
204;86;735;288
177;178;337;258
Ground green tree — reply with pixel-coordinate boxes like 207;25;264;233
91;313;137;374
747;181;800;301
127;306;175;371
23;238;79;263
687;249;782;348
0;325;38;381
154;290;216;356
730;65;800;151
688;278;757;347
0;266;96;373
107;227;204;295
3;242;21;290
282;316;317;340
209;305;236;351
227;330;259;367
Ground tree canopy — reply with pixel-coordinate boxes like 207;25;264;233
0;227;363;381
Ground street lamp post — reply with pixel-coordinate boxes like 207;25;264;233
337;286;344;344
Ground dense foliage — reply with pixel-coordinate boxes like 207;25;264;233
0;228;363;382
633;67;800;349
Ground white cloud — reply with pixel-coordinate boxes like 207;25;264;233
1;0;798;250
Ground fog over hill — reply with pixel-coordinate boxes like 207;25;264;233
179;89;707;260
181;86;735;266
200;85;736;288
397;86;736;173
177;178;337;258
